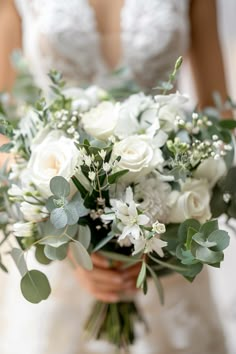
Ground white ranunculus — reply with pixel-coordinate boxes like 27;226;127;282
81;101;119;140
155;92;188;133
167;178;211;224
27;130;80;197
194;157;227;188
112;135;164;182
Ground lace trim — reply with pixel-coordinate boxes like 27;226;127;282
15;0;190;90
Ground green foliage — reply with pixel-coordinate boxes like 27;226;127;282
136;261;146;289
0;142;14;153
211;166;236;218
44;243;68;261
20;270;51;304
11;248;28;277
47;176;88;229
77;225;91;250
69;241;93;270
35;245;52;265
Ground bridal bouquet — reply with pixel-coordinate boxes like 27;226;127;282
1;61;236;348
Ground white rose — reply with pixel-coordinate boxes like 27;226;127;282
168;178;211;223
81;101;119;140
27;130;80;197
194;157;227;188
155;92;188;132
112;135;164;182
115;93;155;138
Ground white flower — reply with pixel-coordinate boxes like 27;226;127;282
8;184;24;197
134;176;171;223
112;135;164;183
99;150;106;160
152;221;166;234
20;202;48;222
115;93;156;138
13;222;35;238
155;92;188;132
133;234;167;257
112;187;149;242
88;171;96;181
194;157;227;188
103;162;111;172
167;178;211;223
26;130;80;198
81;101;119;140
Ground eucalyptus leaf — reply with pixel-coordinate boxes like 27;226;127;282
50;176;70;197
65;204;80;225
50;207;68;229
200;219;219;237
35;245;52;265
46;196;56;212
208;230;230;251
178;219;200;243
11;248;28;276
192;233;217;248
20;270;51;304
70;241;93;270
44;243;68;261
78;225;91;250
195;246;223;264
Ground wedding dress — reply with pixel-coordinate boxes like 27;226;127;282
0;1;227;353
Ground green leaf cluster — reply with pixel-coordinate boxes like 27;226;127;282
163;219;229;280
46;176;88;229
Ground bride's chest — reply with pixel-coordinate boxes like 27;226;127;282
18;0;190;88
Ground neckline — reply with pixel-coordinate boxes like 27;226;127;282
86;0;126;72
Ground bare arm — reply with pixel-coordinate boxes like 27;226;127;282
188;0;228;109
0;0;22;91
0;0;21;162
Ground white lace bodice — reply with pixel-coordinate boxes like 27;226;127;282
15;0;190;90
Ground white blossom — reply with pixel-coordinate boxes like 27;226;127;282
13;222;35;238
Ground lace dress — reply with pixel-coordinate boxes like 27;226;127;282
0;1;227;353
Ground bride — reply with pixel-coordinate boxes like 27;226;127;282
0;1;230;353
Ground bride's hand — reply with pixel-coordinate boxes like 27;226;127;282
73;253;141;303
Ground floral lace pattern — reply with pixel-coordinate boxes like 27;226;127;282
15;0;190;90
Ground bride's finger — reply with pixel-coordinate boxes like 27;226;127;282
122;263;142;281
91;253;110;268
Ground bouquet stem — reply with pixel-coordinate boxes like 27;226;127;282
84;300;145;350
